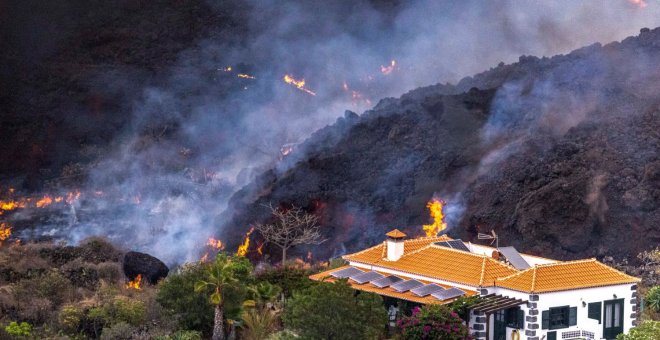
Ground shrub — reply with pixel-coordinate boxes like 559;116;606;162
99;321;135;340
4;321;32;337
255;265;316;299
645;286;660;312
89;296;147;326
283;280;387;340
616;320;660;340
241;307;280;340
171;330;203;340
59;304;85;334
96;261;123;283
397;304;471;340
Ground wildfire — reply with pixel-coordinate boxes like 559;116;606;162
126;274;142;290
0;223;12;245
200;253;209;262
236;227;254;256
628;0;647;8
283;74;316;96
66;191;81;204
256;242;264;255
1;200;27;211
207;237;225;250
422;198;447;237
380;60;397;75
237;73;256;79
35;195;54;208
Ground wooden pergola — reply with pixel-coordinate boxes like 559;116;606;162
470;294;528;339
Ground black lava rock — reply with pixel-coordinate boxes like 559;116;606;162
122;251;169;284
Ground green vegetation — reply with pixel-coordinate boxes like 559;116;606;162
397;304;471;340
283;280;387;340
645;286;660;312
616;320;660;340
4;321;32;337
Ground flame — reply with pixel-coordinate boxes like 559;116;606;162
200;253;209;262
256;242;264;255
380;60;397;75
628;0;647;8
35;195;54;208
220;66;233;72
0;223;12;245
237;73;256;79
207;237;225;250
126;274;142;289
236;227;254;256
66;191;81;204
1;200;26;211
422;198;447;237
283;74;316;96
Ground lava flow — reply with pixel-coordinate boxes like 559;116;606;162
283;74;316;96
422;198;447;237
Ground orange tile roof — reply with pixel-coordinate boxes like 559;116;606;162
343;235;451;264
309;266;477;304
385;229;407;238
345;242;518;288
496;259;641;293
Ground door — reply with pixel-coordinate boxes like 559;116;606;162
494;310;506;340
603;299;624;339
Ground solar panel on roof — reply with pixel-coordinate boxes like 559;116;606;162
350;271;384;284
431;287;465;300
331;267;363;278
371;275;403;288
391;279;424;293
498;246;531;270
410;284;445;297
435;240;470;252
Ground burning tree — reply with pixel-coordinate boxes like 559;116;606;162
255;204;325;264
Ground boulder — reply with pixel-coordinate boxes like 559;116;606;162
122;251;169;284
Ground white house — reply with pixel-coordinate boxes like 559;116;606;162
310;229;640;340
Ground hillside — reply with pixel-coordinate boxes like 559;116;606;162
219;28;660;261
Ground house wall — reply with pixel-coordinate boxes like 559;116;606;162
469;285;638;340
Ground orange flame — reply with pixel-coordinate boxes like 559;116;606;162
126;274;142;289
207;237;225;250
35;195;54;208
628;0;647;8
66;191;81;204
237;73;256;79
380;60;397;75
283;74;316;96
422;198;447;237
256;242;264;255
0;223;12;245
1;200;26;211
236;227;254;257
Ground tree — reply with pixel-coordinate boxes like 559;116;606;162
397;304;472;340
283;280;387;340
255;204;325;264
645;286;660;312
194;254;253;340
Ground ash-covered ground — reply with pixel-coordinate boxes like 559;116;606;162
1;0;659;264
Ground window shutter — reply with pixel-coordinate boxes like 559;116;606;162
542;310;549;329
569;307;577;326
588;302;602;323
517;309;524;329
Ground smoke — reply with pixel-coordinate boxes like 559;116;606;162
9;0;660;264
586;173;609;223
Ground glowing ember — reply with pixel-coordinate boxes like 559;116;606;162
283;74;316;96
220;66;233;72
35;195;54;208
380;60;397;75
236;227;254;256
126;274;142;290
256;242;264;255
207;237;225;250
628;0;647;8
422;198;447;237
237;73;256;79
66;191;81;204
0;223;12;245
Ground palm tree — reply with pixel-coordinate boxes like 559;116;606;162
195;254;252;340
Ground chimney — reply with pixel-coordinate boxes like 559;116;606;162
385;229;406;261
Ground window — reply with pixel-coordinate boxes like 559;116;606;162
588;302;601;323
505;307;524;329
542;306;577;330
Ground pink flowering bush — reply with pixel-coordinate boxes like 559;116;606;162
397;305;472;340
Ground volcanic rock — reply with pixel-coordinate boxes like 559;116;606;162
122;251;169;284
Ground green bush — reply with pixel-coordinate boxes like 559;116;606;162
616;320;660;340
397;304;471;340
89;296;146;326
99;321;135;340
645;286;660;312
255;265;316;298
283;280;387;340
59;304;84;334
4;321;32;337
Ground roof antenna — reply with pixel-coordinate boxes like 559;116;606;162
477;230;498;249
